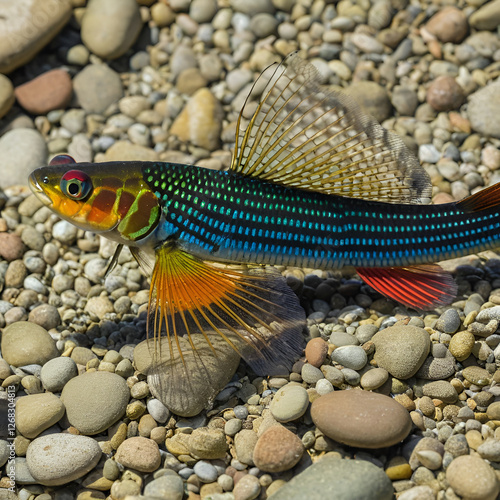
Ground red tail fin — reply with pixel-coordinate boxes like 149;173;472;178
457;183;500;212
356;264;457;310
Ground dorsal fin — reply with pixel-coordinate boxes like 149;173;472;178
231;53;431;204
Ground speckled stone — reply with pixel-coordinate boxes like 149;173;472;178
372;325;430;379
270;383;309;423
61;371;129;435
446;455;499;500
311;390;411;448
422;381;458;403
114;437;161;472
187;428;227;459
253;425;304;473
449;331;475;361
26;434;102;486
462;366;491;386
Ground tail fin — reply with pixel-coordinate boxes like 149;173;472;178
457;183;500;212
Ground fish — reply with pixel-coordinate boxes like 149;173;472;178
29;53;500;412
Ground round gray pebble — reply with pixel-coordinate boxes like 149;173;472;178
194;460;218;483
301;363;324;384
331;345;368;370
270;383;309;423
143;472;184;500
40;356;78;392
147;398;170;424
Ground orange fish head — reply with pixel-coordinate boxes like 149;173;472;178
29;155;160;242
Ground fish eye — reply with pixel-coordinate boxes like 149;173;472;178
60;170;92;200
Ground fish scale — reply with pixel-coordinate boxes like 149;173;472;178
144;162;500;270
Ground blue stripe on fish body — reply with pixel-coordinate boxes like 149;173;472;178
143;163;500;269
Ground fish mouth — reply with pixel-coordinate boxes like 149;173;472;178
28;171;52;206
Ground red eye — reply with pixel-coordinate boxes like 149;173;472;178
50;154;76;166
60;170;92;200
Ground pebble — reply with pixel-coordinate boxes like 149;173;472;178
424;7;468;43
16;392;64;439
233;473;261;500
194;460;218;482
360;368;389;390
449;331;475;361
435;309;461;334
170;88;223;151
330;345;367;370
301;363;324;384
28;304;61;331
26;434;102;486
0;129;48;189
81;0;143;59
468;79;500;139
422;381;458;403
269;456;393;500
188;428;227;459
143;473;184;500
233;429;258;466
61;371;130;434
427;76;464;112
304;337;328;367
0;74;14;119
446;455;499;500
115;437;161;472
478;439;500;462
0;0;72;73
344;81;392;123
372;325;430;379
270;383;309;423
311;390;411;448
469;0;500;30
462;365;490;386
73;64;124;114
1;321;58;367
14;69;72;115
253;425;304;473
0;234;24;262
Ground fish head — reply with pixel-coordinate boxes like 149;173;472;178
29;155;160;243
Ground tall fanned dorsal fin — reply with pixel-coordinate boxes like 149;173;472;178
231;53;431;204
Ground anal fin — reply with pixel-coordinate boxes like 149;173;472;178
355;264;457;310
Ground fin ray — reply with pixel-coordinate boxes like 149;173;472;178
356;265;457;310
231;53;431;204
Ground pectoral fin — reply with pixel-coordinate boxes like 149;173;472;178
140;242;305;413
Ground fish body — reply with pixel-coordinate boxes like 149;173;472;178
28;54;500;413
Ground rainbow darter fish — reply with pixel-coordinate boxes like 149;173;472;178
29;54;500;413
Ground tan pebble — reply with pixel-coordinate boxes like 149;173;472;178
200;482;223;497
305;337;328;367
311;390;411;449
446;455;499;500
76;489;106;500
110;479;141;499
115;437;161;473
416;450;442;470
188;428;227;459
385;456;412;480
109;422;127;450
394;393;416;411
449;331;475;361
410;411;425;431
234;429;258;466
166;433;191;456
409;437;444;470
466;430;484;450
463;366;491;386
417;396;436;418
16;393;65;439
233;474;261;500
253;425;304;473
138;414;157;437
